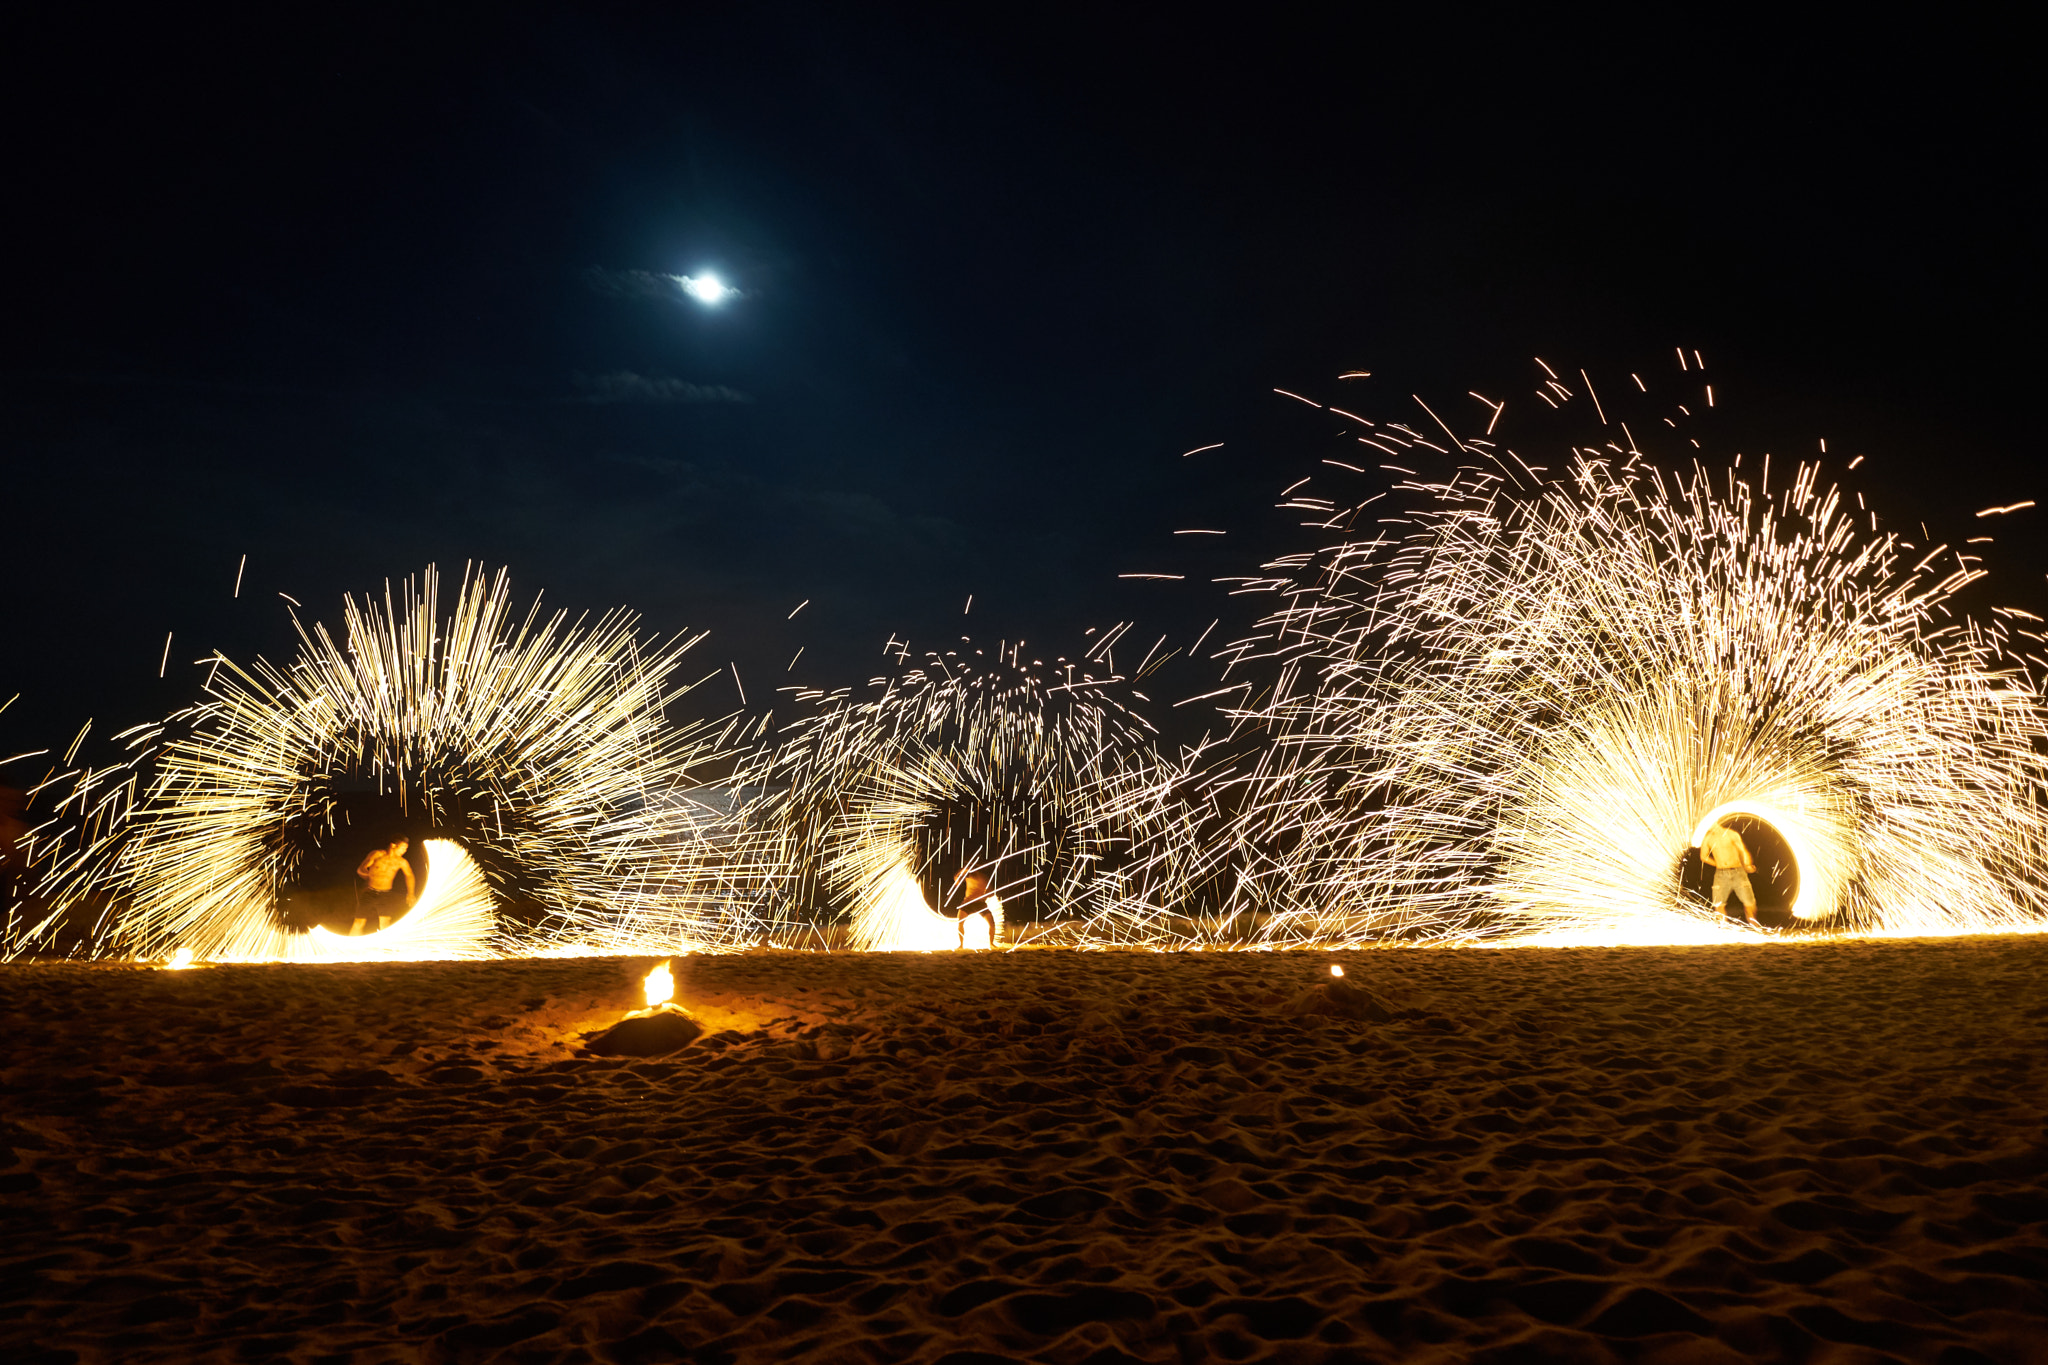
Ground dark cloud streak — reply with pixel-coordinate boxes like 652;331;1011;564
573;372;752;405
580;267;686;303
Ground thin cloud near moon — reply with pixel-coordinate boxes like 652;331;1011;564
582;266;743;306
574;372;752;404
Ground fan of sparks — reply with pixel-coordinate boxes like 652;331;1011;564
10;567;748;961
1204;388;2048;945
725;638;1201;949
10;360;2046;961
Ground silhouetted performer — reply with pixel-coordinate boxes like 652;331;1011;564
1700;819;1758;925
354;839;416;933
949;867;998;950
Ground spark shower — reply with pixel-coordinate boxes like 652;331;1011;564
9;355;2047;960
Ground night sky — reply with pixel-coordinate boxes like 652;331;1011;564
3;8;2037;771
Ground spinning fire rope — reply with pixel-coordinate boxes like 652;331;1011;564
11;567;745;961
291;839;495;963
1207;371;2048;945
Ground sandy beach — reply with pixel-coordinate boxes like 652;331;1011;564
3;936;2045;1364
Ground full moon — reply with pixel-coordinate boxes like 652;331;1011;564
677;272;732;305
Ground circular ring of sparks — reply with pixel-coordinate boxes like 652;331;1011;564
1689;802;1813;921
731;645;1200;949
1204;434;2048;945
16;568;739;961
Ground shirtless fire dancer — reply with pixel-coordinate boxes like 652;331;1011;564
949;867;999;951
1700;818;1759;925
354;839;417;933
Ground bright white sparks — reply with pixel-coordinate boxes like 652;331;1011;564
15;358;2048;963
723;640;1200;950
1204;428;2048;946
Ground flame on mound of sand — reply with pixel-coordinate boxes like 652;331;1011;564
164;946;195;970
294;839;496;963
643;959;675;1008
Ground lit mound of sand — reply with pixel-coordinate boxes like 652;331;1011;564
2;938;2045;1363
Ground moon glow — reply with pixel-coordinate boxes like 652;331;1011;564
676;273;733;305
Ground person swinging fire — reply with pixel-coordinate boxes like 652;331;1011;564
1700;817;1759;926
948;865;1000;951
353;839;417;935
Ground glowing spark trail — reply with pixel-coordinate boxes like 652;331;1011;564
294;839;496;963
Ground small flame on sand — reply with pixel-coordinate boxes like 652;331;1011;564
643;960;675;1010
1329;964;1345;978
167;947;195;970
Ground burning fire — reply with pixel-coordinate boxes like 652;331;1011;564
1330;964;1344;978
166;946;195;970
643;960;674;1010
